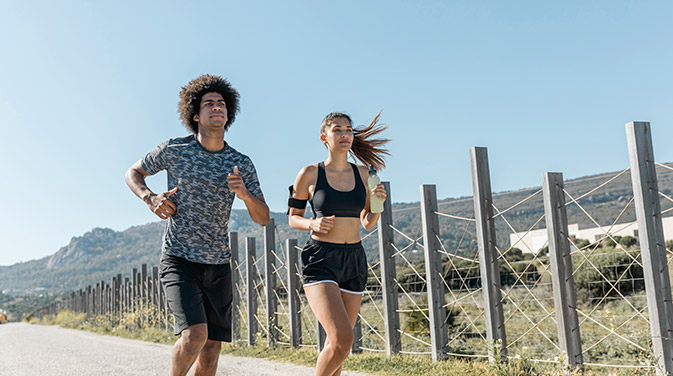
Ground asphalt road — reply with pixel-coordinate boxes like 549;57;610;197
0;322;371;376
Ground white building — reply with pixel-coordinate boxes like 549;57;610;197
509;217;673;253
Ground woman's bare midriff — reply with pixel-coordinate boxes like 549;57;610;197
310;217;362;244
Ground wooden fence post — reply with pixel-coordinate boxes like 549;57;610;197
152;266;159;322
286;239;301;348
142;264;148;323
246;237;258;346
264;219;278;346
470;147;507;362
116;273;122;320
420;184;448;361
132;268;138;313
317;321;326;352
378;181;401;355
111;277;117;322
86;285;92;318
230;231;240;342
542;172;583;369
124;278;129;316
352;316;363;354
626;121;673;374
100;281;105;315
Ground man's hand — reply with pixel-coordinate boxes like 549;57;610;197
145;187;178;219
228;166;252;200
310;215;335;233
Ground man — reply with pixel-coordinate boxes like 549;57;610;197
125;74;269;376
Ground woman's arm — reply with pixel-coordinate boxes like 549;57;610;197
288;165;335;233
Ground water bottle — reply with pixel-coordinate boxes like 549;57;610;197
368;166;384;213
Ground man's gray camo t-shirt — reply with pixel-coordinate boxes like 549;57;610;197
141;135;263;265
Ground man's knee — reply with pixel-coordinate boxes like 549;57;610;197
196;340;221;371
202;340;221;355
180;324;209;352
201;340;222;360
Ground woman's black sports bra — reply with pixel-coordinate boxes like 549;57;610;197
311;162;366;218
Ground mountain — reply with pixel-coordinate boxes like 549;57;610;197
0;211;309;296
2;163;673;298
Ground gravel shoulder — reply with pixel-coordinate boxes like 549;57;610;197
0;322;371;376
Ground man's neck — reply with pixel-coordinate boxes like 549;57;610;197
196;130;225;152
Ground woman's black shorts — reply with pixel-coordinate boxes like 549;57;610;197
159;254;232;341
301;239;368;294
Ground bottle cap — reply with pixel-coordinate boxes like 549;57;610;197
369;165;377;174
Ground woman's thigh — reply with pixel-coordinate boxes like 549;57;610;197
304;282;352;336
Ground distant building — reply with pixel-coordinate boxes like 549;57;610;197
509;216;673;253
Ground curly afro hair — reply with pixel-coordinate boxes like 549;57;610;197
178;74;240;134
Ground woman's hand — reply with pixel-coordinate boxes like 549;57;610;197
310;215;335;233
372;184;387;203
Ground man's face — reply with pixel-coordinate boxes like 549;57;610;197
194;92;228;131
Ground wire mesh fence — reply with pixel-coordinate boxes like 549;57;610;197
32;122;673;374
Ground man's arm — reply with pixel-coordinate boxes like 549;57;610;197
125;159;177;219
242;194;271;226
227;166;270;226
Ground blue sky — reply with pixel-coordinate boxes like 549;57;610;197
1;1;671;266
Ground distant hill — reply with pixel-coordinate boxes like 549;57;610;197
3;163;673;300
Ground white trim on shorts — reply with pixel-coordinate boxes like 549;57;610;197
303;280;365;295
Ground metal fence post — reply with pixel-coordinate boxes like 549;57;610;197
626;121;673;374
378;181;401;355
542;172;583;370
246;237;258;346
230;231;240;342
470;147;507;362
264;219;278;346
286;239;301;348
420;184;448;361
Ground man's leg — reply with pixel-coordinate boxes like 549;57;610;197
192;339;222;376
171;323;209;376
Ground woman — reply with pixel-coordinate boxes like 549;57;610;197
288;112;390;376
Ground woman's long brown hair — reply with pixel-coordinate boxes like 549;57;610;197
321;111;391;171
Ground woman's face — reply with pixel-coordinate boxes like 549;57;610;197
321;117;353;152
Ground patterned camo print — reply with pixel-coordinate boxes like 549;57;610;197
141;135;263;264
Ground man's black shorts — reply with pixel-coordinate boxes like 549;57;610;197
301;239;368;294
159;254;232;341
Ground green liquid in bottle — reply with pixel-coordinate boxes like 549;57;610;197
368;166;384;213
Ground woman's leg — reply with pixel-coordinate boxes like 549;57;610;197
304;283;355;376
326;291;363;376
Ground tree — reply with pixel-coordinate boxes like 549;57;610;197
619;236;637;248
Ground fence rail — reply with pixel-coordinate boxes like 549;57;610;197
32;122;673;374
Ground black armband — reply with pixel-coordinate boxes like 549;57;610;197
287;185;307;214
